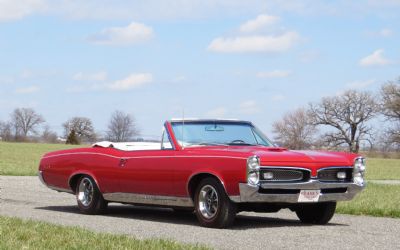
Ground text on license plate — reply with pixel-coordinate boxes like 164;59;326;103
298;190;320;202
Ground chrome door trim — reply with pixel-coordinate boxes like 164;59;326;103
103;192;194;207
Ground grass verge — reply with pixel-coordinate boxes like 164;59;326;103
0;142;80;176
365;158;400;180
0;216;209;250
336;183;400;218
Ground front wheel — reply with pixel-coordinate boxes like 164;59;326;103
194;177;237;228
76;176;107;214
295;202;336;224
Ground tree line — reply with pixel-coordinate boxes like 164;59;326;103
0;110;139;145
1;77;399;153
273;77;400;153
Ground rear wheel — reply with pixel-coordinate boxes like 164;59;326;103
76;176;107;214
194;177;236;228
296;202;336;224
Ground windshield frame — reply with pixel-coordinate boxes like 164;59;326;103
170;120;274;148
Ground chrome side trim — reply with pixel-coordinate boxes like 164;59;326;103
42;152;247;160
230;180;365;203
103;192;194;207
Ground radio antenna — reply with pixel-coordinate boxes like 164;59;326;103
181;108;185;149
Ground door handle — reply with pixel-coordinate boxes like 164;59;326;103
119;158;127;167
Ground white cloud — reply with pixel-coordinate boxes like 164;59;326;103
206;107;227;117
359;49;392;67
346;79;376;89
66;73;153;92
15;86;39;94
239;14;280;33
88;22;154;46
299;50;320;63
239;100;260;114
107;73;153;90
366;28;394;37
171;75;186;83
271;95;285;102
208;31;300;53
378;28;393;37
73;71;107;81
0;0;46;21
257;70;291;78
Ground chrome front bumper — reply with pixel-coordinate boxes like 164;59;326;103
230;179;365;203
38;170;47;186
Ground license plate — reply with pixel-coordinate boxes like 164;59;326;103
298;190;320;202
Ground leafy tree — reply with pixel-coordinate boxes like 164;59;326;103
66;129;79;145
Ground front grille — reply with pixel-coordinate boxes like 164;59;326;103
318;168;353;182
260;168;310;182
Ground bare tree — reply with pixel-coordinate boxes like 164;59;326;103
272;108;317;149
63;117;96;143
41;125;58;143
380;78;400;147
106;110;139;142
309;90;379;153
0;121;13;141
10;108;45;140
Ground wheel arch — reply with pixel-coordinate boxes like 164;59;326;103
68;171;102;193
187;172;228;201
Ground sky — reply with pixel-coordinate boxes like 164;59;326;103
0;0;399;139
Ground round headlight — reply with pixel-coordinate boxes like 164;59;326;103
353;157;366;185
354;157;366;173
247;155;260;185
248;171;260;185
247;155;260;171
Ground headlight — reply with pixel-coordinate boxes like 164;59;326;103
353;157;366;185
247;155;260;186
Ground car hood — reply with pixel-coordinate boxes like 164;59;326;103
187;146;356;166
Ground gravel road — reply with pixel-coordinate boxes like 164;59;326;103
1;176;399;249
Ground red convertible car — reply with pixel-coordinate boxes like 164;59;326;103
39;119;366;228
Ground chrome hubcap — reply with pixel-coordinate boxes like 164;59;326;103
198;185;219;219
78;177;94;206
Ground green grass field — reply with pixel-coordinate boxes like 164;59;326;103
0;216;208;250
0;142;81;176
337;183;400;218
365;158;400;180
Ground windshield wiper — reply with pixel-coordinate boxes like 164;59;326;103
227;142;257;146
198;142;229;146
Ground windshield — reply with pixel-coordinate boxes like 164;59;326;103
171;121;273;147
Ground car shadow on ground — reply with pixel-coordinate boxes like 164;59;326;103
36;204;347;229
